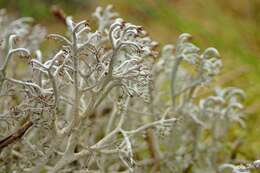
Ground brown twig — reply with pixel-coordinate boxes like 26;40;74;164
0;121;33;151
51;5;67;25
145;129;161;173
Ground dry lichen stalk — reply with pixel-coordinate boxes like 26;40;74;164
0;5;256;173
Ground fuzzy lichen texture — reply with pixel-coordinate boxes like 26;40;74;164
0;5;252;173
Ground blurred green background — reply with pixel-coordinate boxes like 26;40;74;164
0;0;259;160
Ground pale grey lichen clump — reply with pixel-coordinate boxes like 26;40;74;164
0;5;257;173
220;160;260;173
